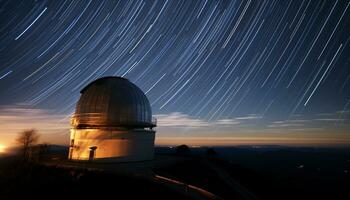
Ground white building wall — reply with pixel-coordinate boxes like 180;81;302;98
69;128;155;162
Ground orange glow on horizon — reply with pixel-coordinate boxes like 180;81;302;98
155;136;350;147
0;144;6;153
1;106;350;149
1;135;350;150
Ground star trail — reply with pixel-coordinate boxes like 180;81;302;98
1;0;350;146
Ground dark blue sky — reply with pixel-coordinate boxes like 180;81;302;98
0;0;350;146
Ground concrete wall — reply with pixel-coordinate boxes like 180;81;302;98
69;128;155;162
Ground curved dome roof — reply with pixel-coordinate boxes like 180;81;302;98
71;76;155;128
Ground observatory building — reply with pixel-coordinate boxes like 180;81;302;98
68;77;156;162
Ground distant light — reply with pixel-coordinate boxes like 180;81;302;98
297;165;304;169
0;144;6;153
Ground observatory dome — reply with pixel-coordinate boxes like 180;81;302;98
72;76;154;128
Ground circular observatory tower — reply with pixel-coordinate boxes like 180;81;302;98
68;77;156;162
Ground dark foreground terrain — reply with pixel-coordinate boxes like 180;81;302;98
0;158;189;200
0;145;349;200
157;145;350;200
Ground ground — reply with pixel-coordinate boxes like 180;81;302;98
1;146;350;200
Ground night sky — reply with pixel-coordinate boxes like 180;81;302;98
1;0;350;147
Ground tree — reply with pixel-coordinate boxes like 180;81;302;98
175;144;191;156
16;129;40;161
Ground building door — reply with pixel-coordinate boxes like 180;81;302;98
68;147;73;160
89;146;97;161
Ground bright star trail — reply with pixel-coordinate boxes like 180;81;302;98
0;0;350;146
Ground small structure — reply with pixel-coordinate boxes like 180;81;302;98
68;76;156;162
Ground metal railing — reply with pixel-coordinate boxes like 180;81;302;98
71;113;157;127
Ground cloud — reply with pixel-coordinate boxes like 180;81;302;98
269;119;309;128
268;123;304;128
0;105;70;145
287;128;324;132
155;112;244;128
313;118;344;122
214;119;241;125
0;106;69;131
267;113;350;134
155;112;210;128
234;114;262;120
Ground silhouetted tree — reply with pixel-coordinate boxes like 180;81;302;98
16;129;40;161
175;144;191;156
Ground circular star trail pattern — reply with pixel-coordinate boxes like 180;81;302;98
1;0;350;130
